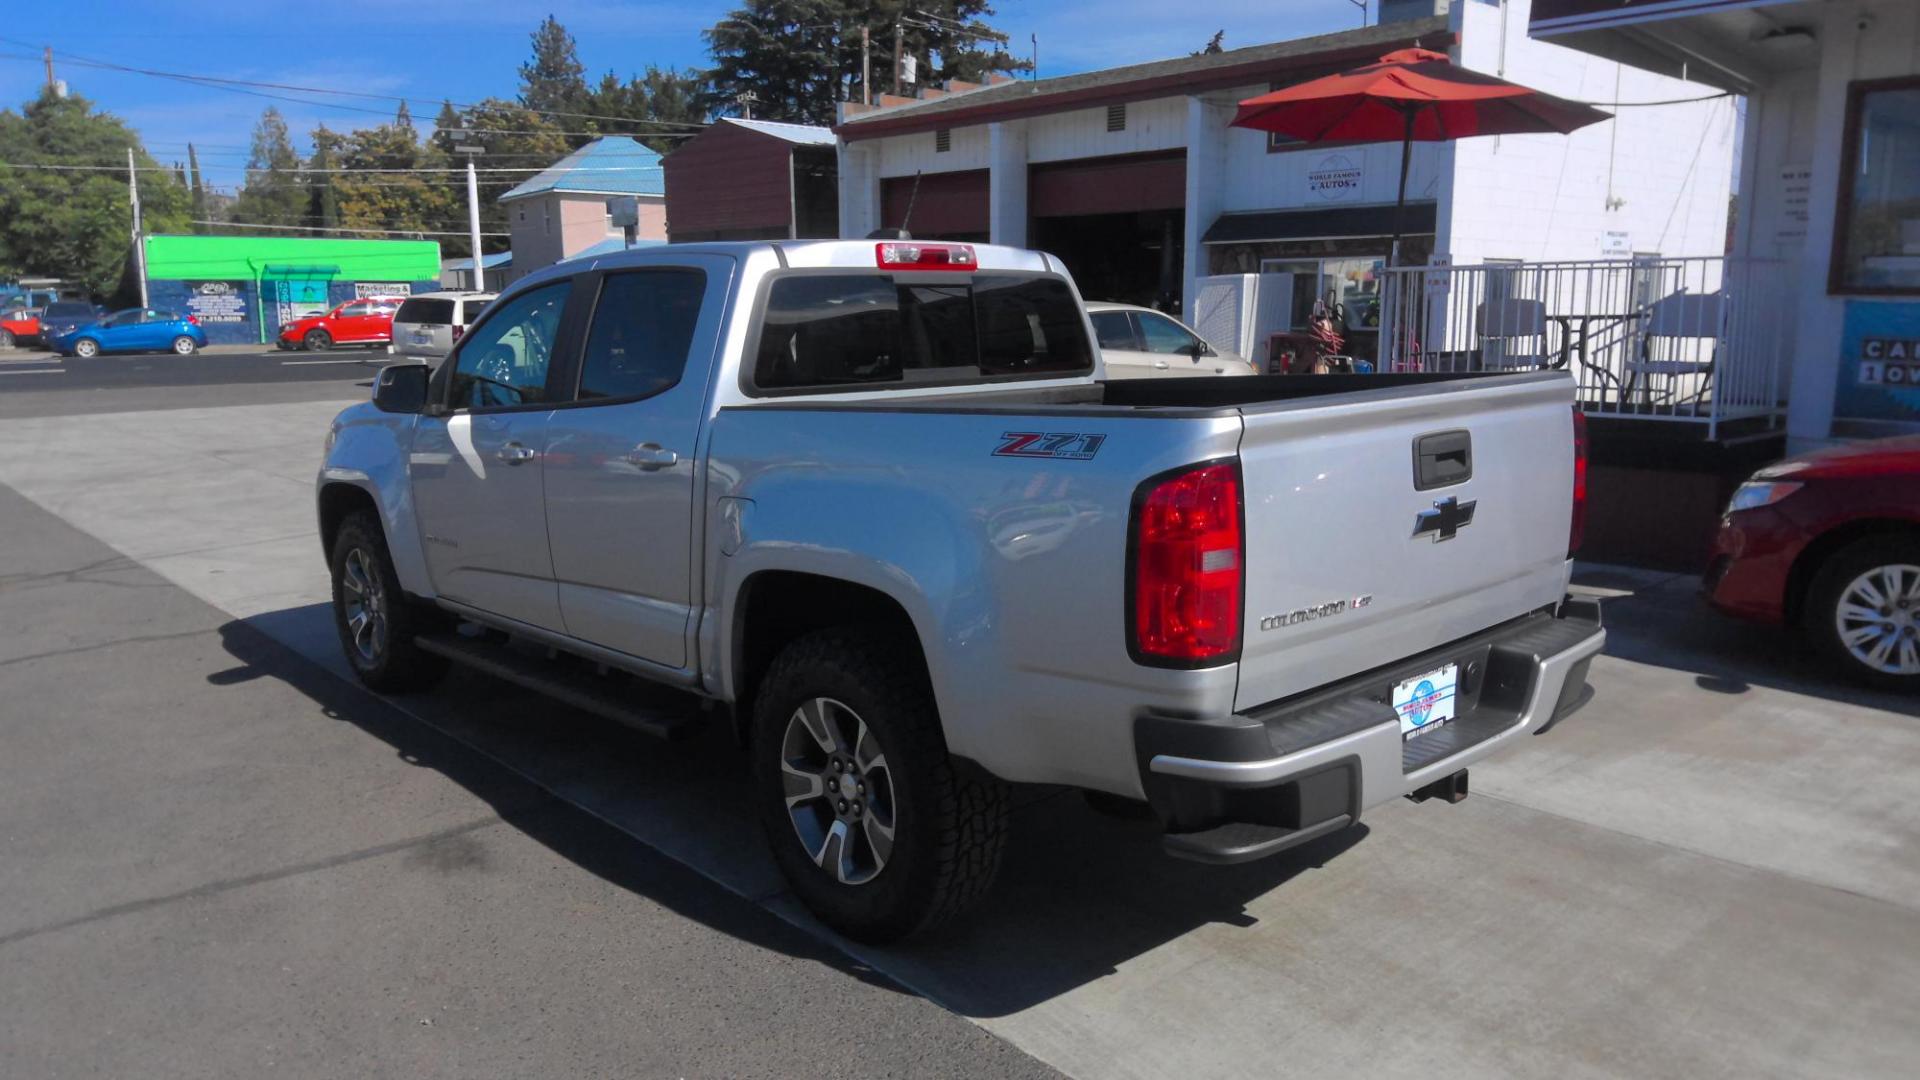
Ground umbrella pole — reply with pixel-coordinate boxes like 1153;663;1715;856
1390;106;1414;268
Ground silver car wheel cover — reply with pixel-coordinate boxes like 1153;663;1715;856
1834;563;1920;676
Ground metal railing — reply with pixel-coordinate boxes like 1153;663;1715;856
1372;256;1790;438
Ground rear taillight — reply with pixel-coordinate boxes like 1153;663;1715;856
452;324;464;342
1569;408;1588;556
187;315;200;326
1129;461;1243;666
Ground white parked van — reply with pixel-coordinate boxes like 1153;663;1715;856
388;292;496;361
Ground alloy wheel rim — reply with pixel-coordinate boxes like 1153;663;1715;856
779;697;897;886
1835;563;1920;676
174;338;193;354
339;547;388;664
76;341;96;357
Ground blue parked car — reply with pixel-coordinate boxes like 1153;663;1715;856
53;308;207;358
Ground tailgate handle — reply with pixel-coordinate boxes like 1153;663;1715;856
1414;430;1472;490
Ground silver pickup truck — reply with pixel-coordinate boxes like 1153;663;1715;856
317;239;1603;941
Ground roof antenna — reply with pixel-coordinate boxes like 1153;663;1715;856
898;169;924;237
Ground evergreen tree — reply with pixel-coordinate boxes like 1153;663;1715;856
431;100;463;154
187;143;208;232
305;124;343;233
0;89;189;295
232;107;306;228
519;16;590;123
395;100;414;129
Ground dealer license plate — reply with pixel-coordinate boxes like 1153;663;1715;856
1393;663;1458;742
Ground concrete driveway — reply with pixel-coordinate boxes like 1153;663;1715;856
0;395;1914;1078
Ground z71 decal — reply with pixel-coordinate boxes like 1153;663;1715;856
993;432;1107;461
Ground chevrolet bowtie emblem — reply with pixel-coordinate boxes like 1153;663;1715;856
1413;496;1477;542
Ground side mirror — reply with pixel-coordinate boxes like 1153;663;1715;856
1184;341;1209;360
373;362;430;413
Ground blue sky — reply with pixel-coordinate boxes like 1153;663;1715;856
4;1;1365;191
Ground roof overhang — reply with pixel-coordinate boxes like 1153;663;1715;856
500;188;667;203
1202;203;1438;245
837;21;1453;142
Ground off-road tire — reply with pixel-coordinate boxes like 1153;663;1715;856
752;628;1010;942
329;510;449;693
304;329;332;352
1806;536;1920;692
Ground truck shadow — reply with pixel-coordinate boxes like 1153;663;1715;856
1583;567;1920;718
215;604;1366;1019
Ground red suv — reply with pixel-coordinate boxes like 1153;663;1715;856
1704;436;1920;690
277;296;405;351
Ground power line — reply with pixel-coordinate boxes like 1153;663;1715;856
0;38;712;130
1;161;661;174
192;220;509;238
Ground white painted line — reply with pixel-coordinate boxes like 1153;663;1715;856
281;359;365;366
0;368;65;375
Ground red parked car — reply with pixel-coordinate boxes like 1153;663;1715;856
276;296;405;351
1704;435;1920;690
1;309;37;348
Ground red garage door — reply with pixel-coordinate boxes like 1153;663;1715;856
1029;151;1186;218
881;170;989;238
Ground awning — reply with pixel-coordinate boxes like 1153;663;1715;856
258;265;341;277
1202;203;1437;244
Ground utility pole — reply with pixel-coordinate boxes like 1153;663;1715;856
454;142;485;287
43;47;55;91
861;25;872;105
127;148;148;309
892;20;904;96
1346;0;1367;28
735;91;758;119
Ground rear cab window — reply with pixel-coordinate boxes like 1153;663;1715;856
749;273;1093;394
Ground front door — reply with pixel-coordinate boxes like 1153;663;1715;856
333;301;375;342
410;279;576;630
542;260;729;668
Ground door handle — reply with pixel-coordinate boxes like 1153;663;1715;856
1153;360;1170;370
493;442;539;465
625;443;679;471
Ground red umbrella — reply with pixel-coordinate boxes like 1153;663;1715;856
1231;48;1610;263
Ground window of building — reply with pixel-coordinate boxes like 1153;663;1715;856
543;204;552;237
935;129;951;153
1106;104;1127;133
577;270;706;401
1833;76;1920;294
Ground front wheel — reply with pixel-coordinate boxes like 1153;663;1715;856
72;338;99;358
304;329;332;352
752;629;1009;942
171;336;197;355
329;511;448;693
1808;537;1920;691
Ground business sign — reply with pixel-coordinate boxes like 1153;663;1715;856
1773;163;1811;247
1306;154;1363;203
184;281;248;324
1833;301;1920;425
354;282;412;299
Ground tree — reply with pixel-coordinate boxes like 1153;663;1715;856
0;89;189;296
582;65;712;153
395;100;414;129
446;98;571;256
305;124;343;233
332;111;458;249
187;143;209;231
519;15;590;123
705;2;1026;127
232;107;306;228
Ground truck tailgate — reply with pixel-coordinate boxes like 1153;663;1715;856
1232;374;1576;712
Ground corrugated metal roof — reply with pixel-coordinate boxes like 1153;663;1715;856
838;18;1449;136
499;137;665;202
559;236;669;262
723;117;836;145
442;252;514;271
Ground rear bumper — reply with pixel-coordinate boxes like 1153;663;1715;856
1136;602;1605;864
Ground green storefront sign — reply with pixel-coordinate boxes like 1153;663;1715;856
142;235;441;344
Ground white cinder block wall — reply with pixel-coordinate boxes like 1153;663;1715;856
1443;0;1735;265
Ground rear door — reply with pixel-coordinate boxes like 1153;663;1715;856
540;257;731;668
1231;375;1577;711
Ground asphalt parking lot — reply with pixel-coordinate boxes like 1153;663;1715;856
1;362;1916;1078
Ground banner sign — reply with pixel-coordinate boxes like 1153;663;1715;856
1834;301;1920;425
354;282;412;299
183;281;248;324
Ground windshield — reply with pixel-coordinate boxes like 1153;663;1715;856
752;273;1092;392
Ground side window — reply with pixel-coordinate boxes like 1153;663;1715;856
104;310;140;327
1135;312;1204;355
448;281;571;409
578;269;707;401
1089;311;1138;350
339;302;370;318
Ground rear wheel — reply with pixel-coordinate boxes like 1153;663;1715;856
171;336;197;355
1807;537;1920;691
328;510;448;693
304;329;332;352
752;628;1009;942
72;338;99;358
